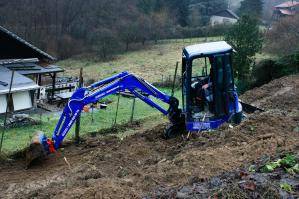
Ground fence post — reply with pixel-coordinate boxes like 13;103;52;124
114;92;121;126
171;62;179;97
130;98;136;123
0;70;15;153
91;105;94;123
75;68;83;144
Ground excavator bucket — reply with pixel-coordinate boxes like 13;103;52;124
25;132;48;168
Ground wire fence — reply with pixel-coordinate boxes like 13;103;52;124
153;74;182;89
154;36;223;45
1;96;152;154
0;87;172;154
0;60;185;155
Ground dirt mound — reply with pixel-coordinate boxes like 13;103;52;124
0;111;298;198
0;75;298;199
241;74;299;116
147;154;299;199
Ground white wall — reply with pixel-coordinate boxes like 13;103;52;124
0;95;7;114
12;91;33;111
210;16;238;26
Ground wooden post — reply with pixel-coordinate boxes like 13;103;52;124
114;93;121;126
37;74;42;99
171;62;179;97
130;98;136;123
75;68;83;144
51;72;56;100
91;105;94;123
0;70;15;153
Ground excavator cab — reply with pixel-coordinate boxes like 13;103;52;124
181;41;242;131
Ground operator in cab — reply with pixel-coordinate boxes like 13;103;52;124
191;57;214;113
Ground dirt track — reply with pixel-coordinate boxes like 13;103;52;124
0;75;298;199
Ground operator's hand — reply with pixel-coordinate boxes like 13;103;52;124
202;84;209;89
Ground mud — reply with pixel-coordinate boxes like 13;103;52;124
0;74;298;199
147;154;299;199
241;74;299;116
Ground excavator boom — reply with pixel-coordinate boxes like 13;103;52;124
26;72;183;166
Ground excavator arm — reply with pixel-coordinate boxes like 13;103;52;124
39;71;183;153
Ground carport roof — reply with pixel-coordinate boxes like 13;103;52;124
0;58;64;75
0;67;39;95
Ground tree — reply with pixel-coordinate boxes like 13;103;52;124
188;0;228;26
169;0;190;27
0;0;233;59
265;15;299;56
225;15;263;82
238;0;263;20
88;28;120;59
137;0;156;14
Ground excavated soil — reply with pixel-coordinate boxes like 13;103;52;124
0;75;298;199
241;75;299;116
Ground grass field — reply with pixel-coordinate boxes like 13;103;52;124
1;88;180;153
58;37;222;83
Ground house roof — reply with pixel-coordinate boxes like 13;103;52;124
212;9;239;20
0;59;64;75
183;41;233;59
0;67;39;95
279;8;296;15
0;26;56;62
275;1;299;8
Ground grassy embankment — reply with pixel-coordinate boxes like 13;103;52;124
58;37;222;83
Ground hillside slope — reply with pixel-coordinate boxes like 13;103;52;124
0;74;298;198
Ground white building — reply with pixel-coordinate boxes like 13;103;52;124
210;9;239;26
0;66;39;113
0;26;64;114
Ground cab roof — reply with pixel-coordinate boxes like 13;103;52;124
183;41;233;59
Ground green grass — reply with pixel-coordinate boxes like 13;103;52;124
255;52;277;62
0;88;181;153
58;37;222;83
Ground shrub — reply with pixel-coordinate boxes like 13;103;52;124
265;15;299;56
225;15;263;82
252;59;276;86
252;52;299;87
203;24;232;37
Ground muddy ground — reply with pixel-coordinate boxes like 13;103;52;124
0;75;298;199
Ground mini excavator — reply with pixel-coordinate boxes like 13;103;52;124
27;41;257;166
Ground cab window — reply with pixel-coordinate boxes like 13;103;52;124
192;57;211;78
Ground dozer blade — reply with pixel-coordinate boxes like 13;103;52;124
239;100;264;114
25;132;48;168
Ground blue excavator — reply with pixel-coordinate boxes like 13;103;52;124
26;41;256;165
